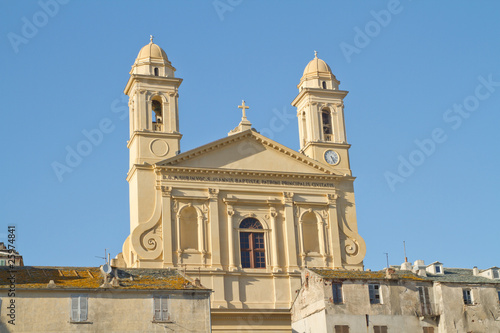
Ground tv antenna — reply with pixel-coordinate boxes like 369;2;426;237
95;249;109;264
403;240;408;262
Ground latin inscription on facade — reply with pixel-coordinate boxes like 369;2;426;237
163;175;336;188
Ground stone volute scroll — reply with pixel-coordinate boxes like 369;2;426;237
335;192;366;265
130;186;163;260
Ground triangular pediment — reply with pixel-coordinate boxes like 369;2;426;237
157;130;341;176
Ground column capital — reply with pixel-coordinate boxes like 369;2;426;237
327;193;338;204
161;186;172;197
208;188;219;199
282;192;294;204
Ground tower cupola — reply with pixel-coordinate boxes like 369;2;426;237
130;35;176;77
298;51;340;90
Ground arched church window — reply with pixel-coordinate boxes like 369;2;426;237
302;212;319;254
154;67;159;76
322;81;326;89
321;109;332;140
180;206;198;250
152;99;163;131
239;218;265;268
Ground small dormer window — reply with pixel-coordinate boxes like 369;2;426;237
322;81;326;89
435;265;441;273
493;270;499;279
154;67;159;76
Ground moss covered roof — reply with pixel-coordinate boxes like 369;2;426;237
310;268;427;281
0;266;208;290
310;267;500;285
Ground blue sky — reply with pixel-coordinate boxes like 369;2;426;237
1;1;499;270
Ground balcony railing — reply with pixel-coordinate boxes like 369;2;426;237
324;134;333;142
153;122;163;131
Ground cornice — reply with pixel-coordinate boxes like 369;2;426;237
126;163;154;182
223;198;282;205
127;131;182;148
124;74;183;95
301;141;351;151
157;166;353;181
291;88;348;107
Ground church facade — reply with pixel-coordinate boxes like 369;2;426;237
116;38;367;332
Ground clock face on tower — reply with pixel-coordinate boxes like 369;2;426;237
324;150;340;165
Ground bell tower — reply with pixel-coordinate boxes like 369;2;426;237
292;52;352;175
124;37;183;237
124;36;182;168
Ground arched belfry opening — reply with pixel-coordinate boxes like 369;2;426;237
151;98;163;131
321;108;332;141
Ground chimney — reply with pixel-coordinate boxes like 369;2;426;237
473;266;479;276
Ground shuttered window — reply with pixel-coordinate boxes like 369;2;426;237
463;288;472;305
373;325;388;333
70;295;88;322
334;325;349;333
369;284;381;304
154;296;169;322
332;283;343;304
417;286;431;315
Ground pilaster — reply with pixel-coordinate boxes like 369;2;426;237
327;192;342;268
161;186;173;266
208;188;222;269
282;192;299;272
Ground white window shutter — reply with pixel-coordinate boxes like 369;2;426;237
79;296;88;321
71;296;79;321
161;297;168;321
154;296;162;321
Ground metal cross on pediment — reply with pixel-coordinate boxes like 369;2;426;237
238;100;249;119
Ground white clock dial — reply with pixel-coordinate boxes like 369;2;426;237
324;150;340;165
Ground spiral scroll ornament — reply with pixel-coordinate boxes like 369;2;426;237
131;188;164;260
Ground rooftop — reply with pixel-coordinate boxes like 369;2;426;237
310;267;500;285
0;266;208;290
310;268;426;281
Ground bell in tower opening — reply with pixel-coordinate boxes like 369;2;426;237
152;99;163;131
